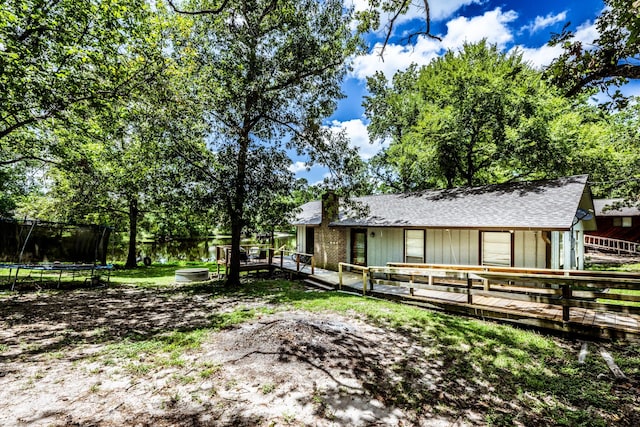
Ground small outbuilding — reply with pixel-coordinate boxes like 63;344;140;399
293;175;596;271
589;198;640;243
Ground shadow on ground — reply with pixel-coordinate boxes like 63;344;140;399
0;281;639;426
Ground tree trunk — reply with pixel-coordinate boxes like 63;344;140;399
227;215;243;286
226;130;250;286
125;197;139;269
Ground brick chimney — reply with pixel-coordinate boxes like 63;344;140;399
321;191;339;225
317;190;345;270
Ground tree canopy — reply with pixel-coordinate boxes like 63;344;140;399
546;0;640;102
0;0;164;145
365;41;581;191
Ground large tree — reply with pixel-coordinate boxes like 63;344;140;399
0;0;172;224
16;4;210;267
175;0;361;285
364;40;580;191
545;0;640;207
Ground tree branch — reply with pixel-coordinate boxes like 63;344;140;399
379;0;441;59
166;0;230;15
0;155;59;166
378;0;410;60
566;62;640;97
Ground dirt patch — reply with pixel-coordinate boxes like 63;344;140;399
0;286;456;426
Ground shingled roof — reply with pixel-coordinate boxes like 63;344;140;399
294;175;593;230
593;199;640;217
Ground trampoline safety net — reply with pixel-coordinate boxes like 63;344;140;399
0;219;111;265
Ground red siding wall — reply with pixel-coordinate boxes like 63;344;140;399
588;217;640;242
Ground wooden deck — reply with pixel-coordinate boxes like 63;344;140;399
271;258;640;340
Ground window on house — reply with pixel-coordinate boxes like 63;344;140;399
405;229;425;263
623;217;632;227
613;218;622;227
482;232;512;267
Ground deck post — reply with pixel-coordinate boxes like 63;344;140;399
280;249;284;270
338;263;343;289
467;274;473;304
296;254;300;272
311;256;315;275
410;274;414;296
483;279;490;291
268;248;274;274
362;269;367;296
562;284;571;322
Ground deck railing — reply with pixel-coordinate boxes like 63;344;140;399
337;262;640;335
271;247;315;275
584;235;640;254
338;262;369;295
385;263;640;321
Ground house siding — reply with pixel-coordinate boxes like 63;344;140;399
426;229;479;265
514;231;547;268
296;226;574;270
366;228;404;266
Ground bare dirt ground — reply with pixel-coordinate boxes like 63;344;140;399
0;285;458;427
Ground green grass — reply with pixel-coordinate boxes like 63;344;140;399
586;263;640;306
109;261;217;287
105;328;209;358
598;288;640;307
0;261;220;291
587;262;640;272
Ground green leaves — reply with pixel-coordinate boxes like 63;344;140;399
365;40;580;191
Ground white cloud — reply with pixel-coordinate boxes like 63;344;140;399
327;118;387;160
351;8;519;81
351;37;441;80
573;19;600;45
442;8;518;50
521;11;567;34
512;44;563;69
288;161;309;174
428;0;484;21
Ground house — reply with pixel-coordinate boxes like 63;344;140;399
293;175;596;271
589;198;640;242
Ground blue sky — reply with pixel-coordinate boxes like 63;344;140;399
291;0;634;184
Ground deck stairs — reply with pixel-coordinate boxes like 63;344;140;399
584;235;640;254
303;277;335;291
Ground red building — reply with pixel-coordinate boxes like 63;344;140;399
590;199;640;243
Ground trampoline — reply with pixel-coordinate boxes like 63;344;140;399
0;263;113;290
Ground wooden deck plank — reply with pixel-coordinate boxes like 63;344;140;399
572;307;588;324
